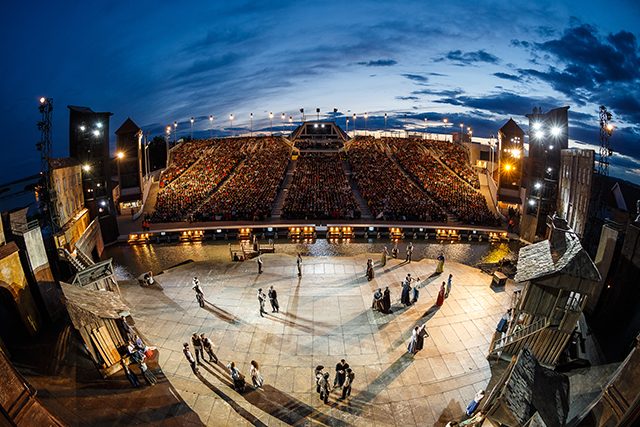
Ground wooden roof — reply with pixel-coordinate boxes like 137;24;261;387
114;117;140;135
515;216;601;283
61;282;129;321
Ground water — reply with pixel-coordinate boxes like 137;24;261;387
103;238;522;279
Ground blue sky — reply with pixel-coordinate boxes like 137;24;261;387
1;0;639;185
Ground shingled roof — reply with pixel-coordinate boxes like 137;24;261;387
61;281;129;327
515;216;601;283
497;346;569;427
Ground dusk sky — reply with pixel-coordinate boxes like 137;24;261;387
1;1;639;185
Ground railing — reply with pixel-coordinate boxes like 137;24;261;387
10;220;40;235
489;317;547;354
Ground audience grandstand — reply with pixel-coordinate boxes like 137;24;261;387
194;137;290;221
159;139;213;188
151;139;247;222
347;137;447;222
429;139;481;189
282;153;360;220
386;138;498;226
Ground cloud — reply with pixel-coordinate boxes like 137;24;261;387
395;96;419;100
493;72;521;82
433;91;561;116
438;49;500;65
511;23;640;124
401;74;428;82
357;59;397;67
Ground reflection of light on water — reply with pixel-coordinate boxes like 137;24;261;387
113;264;136;280
105;239;523;278
480;243;513;264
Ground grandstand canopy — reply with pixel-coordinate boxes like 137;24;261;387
290;121;347;142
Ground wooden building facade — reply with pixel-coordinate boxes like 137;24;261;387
489;215;601;366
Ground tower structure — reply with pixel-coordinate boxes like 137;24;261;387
521;106;569;242
36;97;59;230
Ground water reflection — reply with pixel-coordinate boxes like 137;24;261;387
104;239;522;279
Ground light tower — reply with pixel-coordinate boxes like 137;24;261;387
36;97;59;230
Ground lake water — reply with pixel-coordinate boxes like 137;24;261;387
104;238;521;280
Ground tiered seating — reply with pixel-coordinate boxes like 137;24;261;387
151;139;247;222
282;153;360;220
428;139;480;189
387;138;499;226
195;137;290;221
159;139;212;188
295;140;343;150
347;137;446;222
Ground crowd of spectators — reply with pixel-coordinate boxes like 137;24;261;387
159;139;213;188
427;139;481;189
195;137;290;222
281;153;360;220
347;137;447;222
294;140;343;150
387;138;499;226
151;139;247;222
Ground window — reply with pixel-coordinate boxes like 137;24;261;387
565;291;583;311
63;177;67;191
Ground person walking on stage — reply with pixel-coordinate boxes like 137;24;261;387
121;359;140;388
268;286;279;313
319;372;332;403
412;277;421;304
183;343;199;375
257;288;267;317
408;326;419;354
381;246;388;267
341;368;355;399
250;360;264;389
446;274;453;298
191;333;203;365
436;252;445;274
257;252;263;274
201;333;218;363
334;359;349;388
437;281;446;306
406;242;413;263
372;288;384;311
297;253;302;277
382;286;391;313
416;324;428;351
227;361;245;392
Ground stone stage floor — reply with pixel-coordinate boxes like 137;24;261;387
120;253;518;426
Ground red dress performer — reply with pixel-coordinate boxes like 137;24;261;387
436;281;446;306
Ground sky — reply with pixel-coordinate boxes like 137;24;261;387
1;0;639;185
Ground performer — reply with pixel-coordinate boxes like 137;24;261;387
436;252;445;274
437;281;446;306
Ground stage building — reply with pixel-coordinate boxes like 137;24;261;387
114;118;144;214
497;118;525;215
290;121;347;150
521;106;570;242
558;149;595;239
68;106;119;243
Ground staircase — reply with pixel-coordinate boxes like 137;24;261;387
342;160;373;220
488;317;548;360
270;159;297;219
58;248;90;271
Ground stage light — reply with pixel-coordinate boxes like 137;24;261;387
96;122;103;129
551;127;560;136
93;130;100;136
80;126;85;131
606;123;613;132
535;182;542;189
39;97;46;104
536;131;544;138
533;123;541;130
83;165;90;171
505;164;511;171
117;152;124;158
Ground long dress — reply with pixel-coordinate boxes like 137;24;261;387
251;366;264;388
436;284;445;306
407;329;419;354
401;284;411;305
366;262;375;281
416;325;427;351
445;277;452;298
372;290;384;311
382;289;391;313
436;255;445;273
139;362;157;386
381;249;387;267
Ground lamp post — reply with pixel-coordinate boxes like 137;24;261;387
282;113;285;134
190;117;194;138
230;114;233;137
468;126;472;142
250;113;253;137
384;113;387;137
424;116;427;139
404;114;407;137
166;125;171;168
353;114;356;137
269;112;273;136
346;118;349;136
364;112;368;136
460;122;463;143
209;116;213;139
174;121;177;143
289;116;293;134
443;118;448;140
